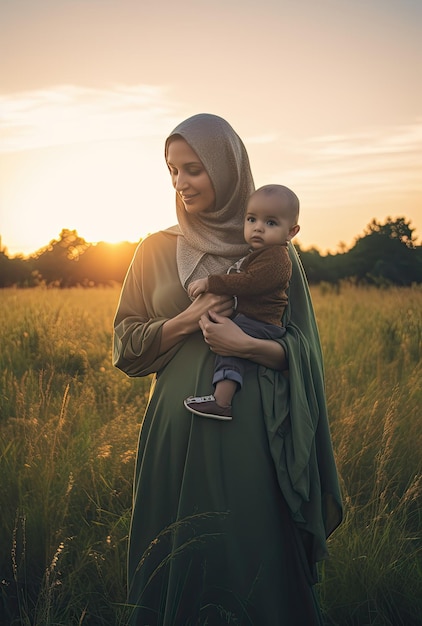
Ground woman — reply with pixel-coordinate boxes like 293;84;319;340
113;113;342;625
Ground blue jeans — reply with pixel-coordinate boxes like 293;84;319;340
212;313;286;388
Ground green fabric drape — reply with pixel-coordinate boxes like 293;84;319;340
113;230;342;625
260;242;342;564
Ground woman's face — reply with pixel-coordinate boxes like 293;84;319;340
166;138;216;214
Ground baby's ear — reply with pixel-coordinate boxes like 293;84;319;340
288;224;300;240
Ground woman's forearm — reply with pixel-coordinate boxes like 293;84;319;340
199;312;288;371
159;312;199;353
242;335;287;371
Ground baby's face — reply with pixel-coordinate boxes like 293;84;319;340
244;192;296;249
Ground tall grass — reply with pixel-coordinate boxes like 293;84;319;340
0;288;148;625
313;284;422;625
0;285;421;625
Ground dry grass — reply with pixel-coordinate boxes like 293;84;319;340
0;284;421;624
313;284;422;625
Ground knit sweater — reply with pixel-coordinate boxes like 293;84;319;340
207;244;291;326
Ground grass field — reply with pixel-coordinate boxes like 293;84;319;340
0;285;421;625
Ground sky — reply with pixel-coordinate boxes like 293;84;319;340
1;0;421;256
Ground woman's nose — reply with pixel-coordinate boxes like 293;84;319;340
174;172;188;191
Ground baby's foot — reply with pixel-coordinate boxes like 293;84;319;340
184;395;232;420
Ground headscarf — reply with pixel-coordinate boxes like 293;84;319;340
164;113;254;289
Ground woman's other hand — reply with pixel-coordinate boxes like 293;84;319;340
199;310;247;357
199;310;287;370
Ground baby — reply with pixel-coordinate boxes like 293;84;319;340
184;184;300;420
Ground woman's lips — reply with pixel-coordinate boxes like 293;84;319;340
181;194;199;204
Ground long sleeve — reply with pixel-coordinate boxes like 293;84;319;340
113;232;188;377
208;246;290;296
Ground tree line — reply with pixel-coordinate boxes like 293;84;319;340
0;217;421;288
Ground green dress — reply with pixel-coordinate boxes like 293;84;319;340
113;230;342;626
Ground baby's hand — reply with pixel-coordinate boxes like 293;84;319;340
188;278;209;299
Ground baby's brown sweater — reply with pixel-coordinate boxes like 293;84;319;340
207;244;291;326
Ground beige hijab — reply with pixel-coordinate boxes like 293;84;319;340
165;114;255;289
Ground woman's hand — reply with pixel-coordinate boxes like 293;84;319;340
159;293;234;354
188;292;234;321
199;310;247;357
199;310;287;371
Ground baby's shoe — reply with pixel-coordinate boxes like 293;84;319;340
184;395;232;420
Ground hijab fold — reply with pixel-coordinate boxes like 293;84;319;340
165;114;255;288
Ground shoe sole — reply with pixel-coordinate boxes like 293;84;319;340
183;400;232;421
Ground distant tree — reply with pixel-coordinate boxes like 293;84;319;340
297;245;350;284
346;217;421;285
0;251;36;287
32;229;90;286
296;245;321;283
1;218;420;288
363;216;416;248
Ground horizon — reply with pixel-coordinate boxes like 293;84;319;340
1;212;419;260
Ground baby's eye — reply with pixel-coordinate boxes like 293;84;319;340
267;220;277;226
247;216;255;223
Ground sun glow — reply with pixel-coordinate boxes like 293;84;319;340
0;85;183;256
2;137;177;256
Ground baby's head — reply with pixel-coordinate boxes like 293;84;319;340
244;184;300;250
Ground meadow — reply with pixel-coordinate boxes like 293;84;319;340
0;285;421;625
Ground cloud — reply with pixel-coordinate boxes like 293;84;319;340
0;84;183;152
304;122;422;158
280;121;422;195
